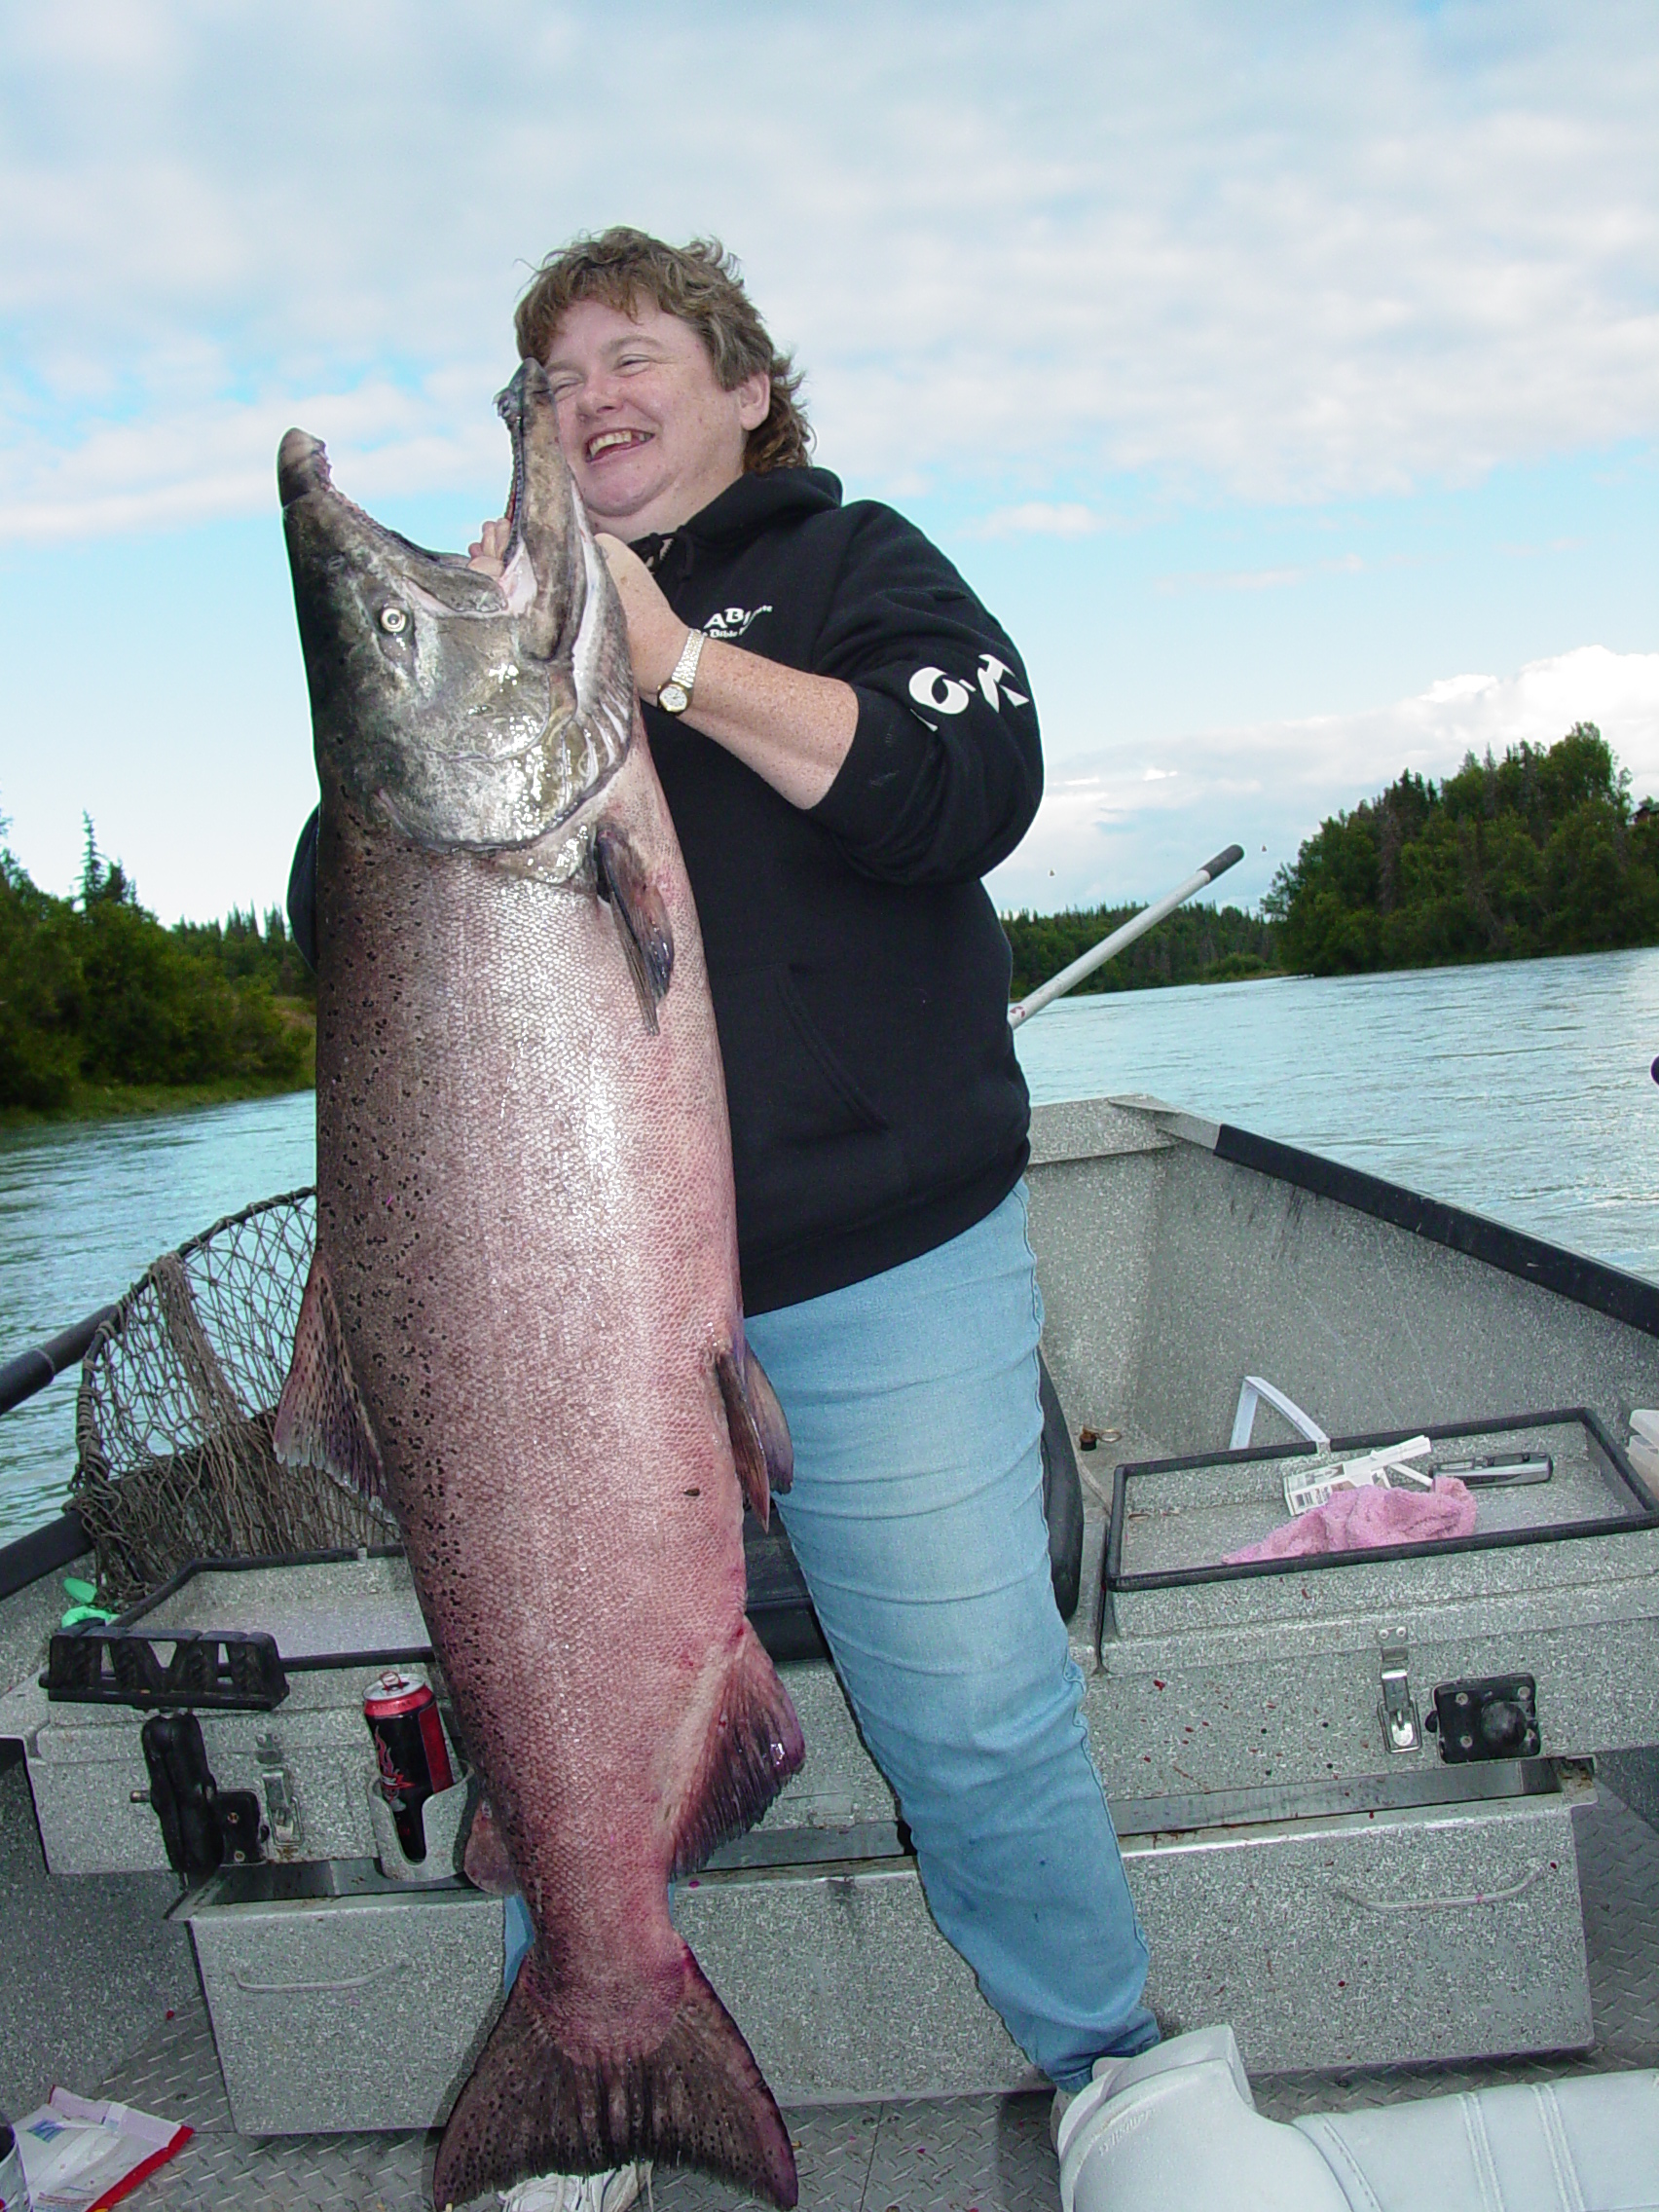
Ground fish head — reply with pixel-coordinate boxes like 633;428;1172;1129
278;360;634;858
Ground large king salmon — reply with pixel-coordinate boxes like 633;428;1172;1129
273;361;804;2209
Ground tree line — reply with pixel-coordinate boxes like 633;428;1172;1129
1;820;313;1112
1003;899;1276;1002
1006;723;1658;1001
7;719;1652;1113
1263;723;1659;976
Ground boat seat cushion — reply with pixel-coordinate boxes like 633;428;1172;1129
1057;2028;1659;2212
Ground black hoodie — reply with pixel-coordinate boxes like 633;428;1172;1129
288;464;1041;1313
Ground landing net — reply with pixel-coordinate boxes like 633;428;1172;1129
72;1190;387;1605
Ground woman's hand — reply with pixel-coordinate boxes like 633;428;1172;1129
595;535;689;697
465;524;856;809
466;517;512;578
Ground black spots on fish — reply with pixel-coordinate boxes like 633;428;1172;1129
683;1487;701;1498
594;822;674;1034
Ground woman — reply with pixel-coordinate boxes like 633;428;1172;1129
292;226;1156;2212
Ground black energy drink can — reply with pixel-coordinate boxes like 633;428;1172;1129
363;1669;454;1862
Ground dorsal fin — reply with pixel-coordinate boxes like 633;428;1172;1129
273;1247;386;1505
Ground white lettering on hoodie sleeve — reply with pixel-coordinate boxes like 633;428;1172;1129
908;667;973;715
908;654;1030;719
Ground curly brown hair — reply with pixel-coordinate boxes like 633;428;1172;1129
513;228;813;475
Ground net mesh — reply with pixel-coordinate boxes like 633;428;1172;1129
72;1189;387;1605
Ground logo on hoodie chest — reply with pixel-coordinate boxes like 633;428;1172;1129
700;604;774;642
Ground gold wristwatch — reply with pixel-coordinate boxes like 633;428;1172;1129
655;628;706;715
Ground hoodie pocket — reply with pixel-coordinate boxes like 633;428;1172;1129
712;963;909;1252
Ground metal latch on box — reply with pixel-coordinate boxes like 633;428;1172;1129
256;1731;304;1857
1379;1628;1421;1754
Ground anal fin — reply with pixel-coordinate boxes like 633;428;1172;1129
273;1247;387;1505
595;823;674;1035
433;1939;797;2210
668;1619;804;1880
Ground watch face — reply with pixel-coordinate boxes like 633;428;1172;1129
658;682;689;714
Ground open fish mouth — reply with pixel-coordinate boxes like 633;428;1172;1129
279;363;635;856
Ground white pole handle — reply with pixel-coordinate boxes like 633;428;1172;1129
1008;844;1243;1028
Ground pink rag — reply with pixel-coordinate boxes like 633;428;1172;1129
1225;1475;1477;1566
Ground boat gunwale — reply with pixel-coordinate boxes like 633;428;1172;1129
1210;1121;1659;1340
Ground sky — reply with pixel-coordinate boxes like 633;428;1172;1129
1;0;1655;924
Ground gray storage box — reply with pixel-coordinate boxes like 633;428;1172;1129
6;1551;437;1876
1093;1412;1659;1801
177;1860;503;2135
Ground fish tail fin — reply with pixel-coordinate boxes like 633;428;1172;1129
669;1620;805;1879
432;1942;797;2209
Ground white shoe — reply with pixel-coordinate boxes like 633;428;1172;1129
499;2161;648;2212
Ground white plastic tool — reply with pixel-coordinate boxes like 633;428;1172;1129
1228;1377;1434;1516
1282;1436;1433;1517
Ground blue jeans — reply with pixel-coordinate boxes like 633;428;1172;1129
504;1185;1155;2089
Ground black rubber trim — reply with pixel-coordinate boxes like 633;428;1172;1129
95;1534;832;1676
0;1306;119;1417
116;1544;409;1627
0;1510;91;1604
1214;1124;1659;1340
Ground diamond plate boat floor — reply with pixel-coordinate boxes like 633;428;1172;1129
90;1793;1659;2212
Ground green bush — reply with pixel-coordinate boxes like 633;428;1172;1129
1265;725;1659;977
0;819;311;1110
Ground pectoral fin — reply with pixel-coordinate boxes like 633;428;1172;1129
274;1248;387;1506
595;823;673;1033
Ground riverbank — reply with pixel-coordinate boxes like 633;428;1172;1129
0;1069;313;1130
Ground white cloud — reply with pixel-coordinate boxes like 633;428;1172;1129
1;1;1657;539
964;502;1107;540
988;645;1659;913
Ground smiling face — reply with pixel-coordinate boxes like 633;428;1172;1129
543;297;771;540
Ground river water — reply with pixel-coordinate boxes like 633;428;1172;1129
3;947;1657;1545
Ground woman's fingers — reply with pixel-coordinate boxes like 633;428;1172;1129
466;516;512;577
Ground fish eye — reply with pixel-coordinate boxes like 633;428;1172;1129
379;605;408;636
